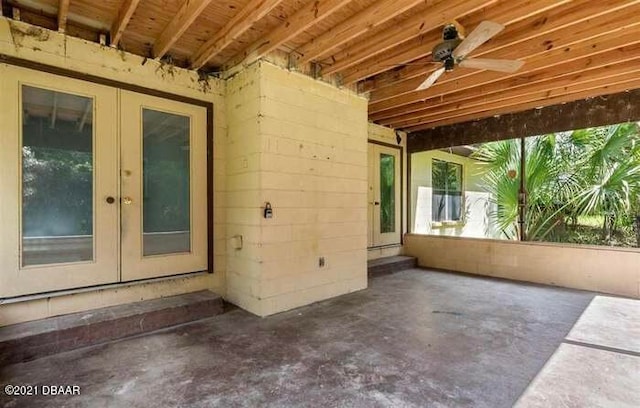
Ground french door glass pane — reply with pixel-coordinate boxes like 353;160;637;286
21;86;94;266
380;153;396;233
142;109;191;256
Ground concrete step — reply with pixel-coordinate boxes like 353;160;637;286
368;255;417;278
0;290;224;366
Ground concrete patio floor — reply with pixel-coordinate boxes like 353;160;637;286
0;269;607;407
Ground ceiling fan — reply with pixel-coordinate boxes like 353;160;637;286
416;21;524;91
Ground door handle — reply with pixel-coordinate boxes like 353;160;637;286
106;196;116;204
122;196;133;205
374;201;380;206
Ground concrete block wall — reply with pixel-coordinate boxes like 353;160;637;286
225;63;264;313
404;234;640;299
225;61;369;316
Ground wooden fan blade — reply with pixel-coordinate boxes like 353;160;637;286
416;67;445;91
458;58;524;73
452;21;504;60
372;61;441;67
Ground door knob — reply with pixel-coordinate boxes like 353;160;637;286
122;196;133;205
106;196;115;204
374;201;380;206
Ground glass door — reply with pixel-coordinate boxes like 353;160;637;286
368;144;401;247
0;65;119;297
119;91;208;280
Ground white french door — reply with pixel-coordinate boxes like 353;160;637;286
0;65;119;297
368;143;401;247
0;65;208;297
120;91;208;281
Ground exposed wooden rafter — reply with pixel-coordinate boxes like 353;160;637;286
110;0;141;47
190;0;285;70
387;55;640;129
368;3;640;116
370;36;640;123
224;0;352;69
292;0;426;66
397;74;640;130
57;0;70;33
321;0;494;77
406;77;640;132
343;0;576;85
369;0;640;102
11;0;640;131
153;0;213;59
408;88;640;152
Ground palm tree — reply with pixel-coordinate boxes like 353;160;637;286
472;134;580;241
573;123;640;243
472;122;640;245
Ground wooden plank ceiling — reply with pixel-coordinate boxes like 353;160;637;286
4;0;640;132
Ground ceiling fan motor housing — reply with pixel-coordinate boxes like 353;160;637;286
443;23;459;40
432;39;462;63
432;23;462;63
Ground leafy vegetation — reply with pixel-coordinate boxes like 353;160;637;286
472;122;640;247
22;146;93;237
380;153;396;233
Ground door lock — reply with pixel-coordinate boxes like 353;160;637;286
122;196;133;205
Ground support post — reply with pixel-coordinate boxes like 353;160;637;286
518;137;527;241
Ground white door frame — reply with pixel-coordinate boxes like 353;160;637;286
368;141;403;248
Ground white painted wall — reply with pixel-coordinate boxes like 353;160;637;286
410;150;500;239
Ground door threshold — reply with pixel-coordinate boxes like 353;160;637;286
368;243;402;250
0;271;209;304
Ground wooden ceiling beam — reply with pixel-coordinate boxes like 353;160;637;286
153;0;212;59
371;1;640;104
57;0;70;33
385;57;640;128
347;0;635;86
321;0;496;77
368;6;640;115
407;88;640;152
393;73;640;130
292;0;426;66
190;0;285;69
340;0;573;84
358;1;552;92
372;34;640;122
224;0;351;69
110;0;141;47
404;77;640;132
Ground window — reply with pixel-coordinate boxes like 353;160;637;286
432;159;463;222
